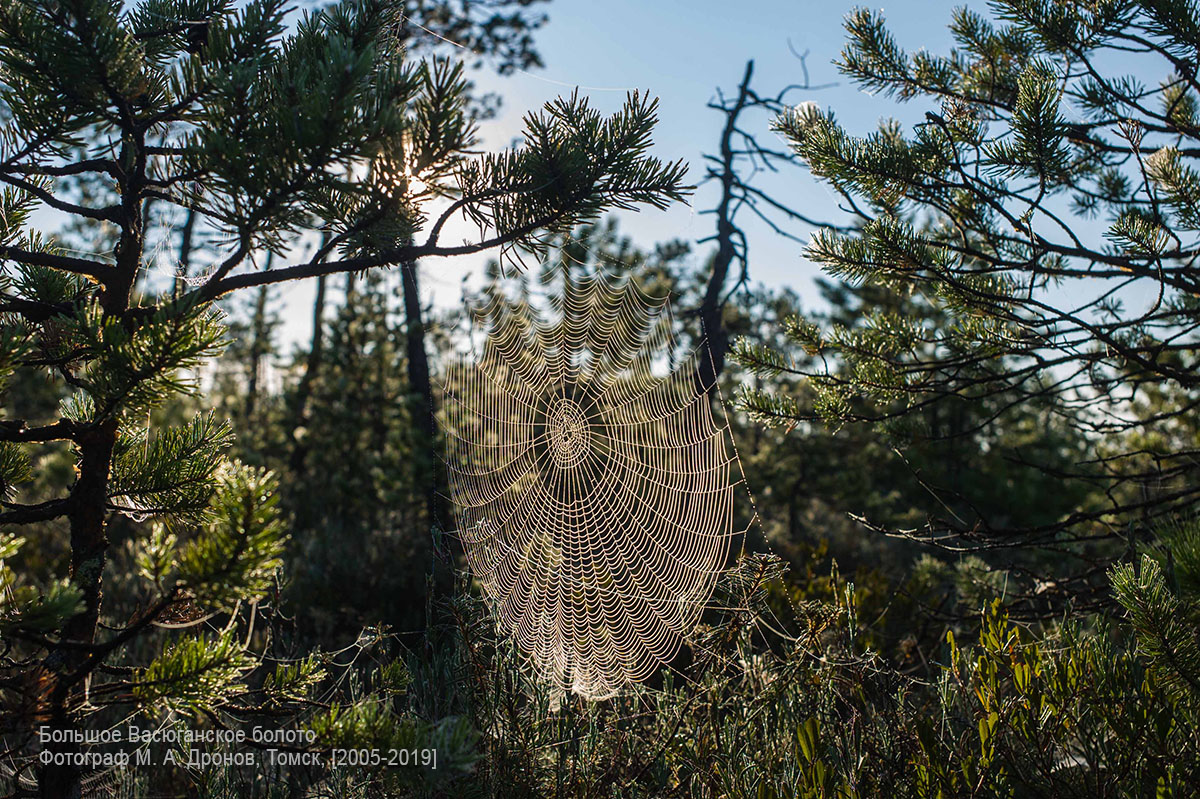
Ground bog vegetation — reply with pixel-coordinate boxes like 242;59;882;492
0;0;1198;797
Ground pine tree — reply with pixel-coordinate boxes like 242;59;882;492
283;269;432;638
0;0;686;794
737;0;1200;597
1111;515;1200;703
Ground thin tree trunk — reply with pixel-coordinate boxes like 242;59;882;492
399;258;447;532
699;60;755;390
40;136;146;798
245;252;275;421
173;208;196;300
288;272;327;477
38;418;118;799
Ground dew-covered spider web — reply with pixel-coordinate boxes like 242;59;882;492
440;264;745;700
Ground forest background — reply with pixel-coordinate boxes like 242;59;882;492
1;0;1198;797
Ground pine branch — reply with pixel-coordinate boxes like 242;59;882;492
0;497;69;524
0;244;107;279
0;419;80;443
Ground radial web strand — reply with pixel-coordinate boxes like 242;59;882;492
440;267;741;699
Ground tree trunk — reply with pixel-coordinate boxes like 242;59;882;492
399;259;447;533
40;140;145;797
699;60;755;390
38;417;119;799
173;208;196;301
289;269;328;478
245;252;275;421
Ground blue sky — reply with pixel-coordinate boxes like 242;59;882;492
414;0;962;304
273;0;967;346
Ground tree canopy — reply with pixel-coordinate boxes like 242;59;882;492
0;0;685;794
737;0;1200;605
1;0;1199;796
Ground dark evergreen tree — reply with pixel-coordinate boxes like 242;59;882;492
0;0;686;794
285;270;432;637
737;0;1200;603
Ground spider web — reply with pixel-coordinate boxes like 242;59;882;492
440;265;743;699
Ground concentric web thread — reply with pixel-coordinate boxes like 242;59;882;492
440;267;743;699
